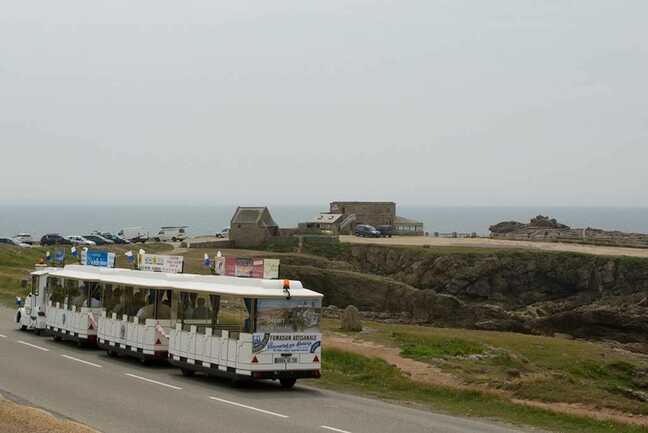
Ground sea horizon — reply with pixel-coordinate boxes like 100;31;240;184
2;204;648;239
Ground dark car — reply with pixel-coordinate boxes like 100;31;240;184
83;234;112;245
100;232;130;244
40;234;72;246
354;224;382;238
375;225;394;238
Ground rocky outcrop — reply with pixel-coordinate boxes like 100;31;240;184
281;244;648;346
490;215;648;248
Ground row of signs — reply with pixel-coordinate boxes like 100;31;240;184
49;248;277;280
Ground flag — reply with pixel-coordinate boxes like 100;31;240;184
45;251;51;261
71;246;78;257
203;253;210;267
125;250;134;263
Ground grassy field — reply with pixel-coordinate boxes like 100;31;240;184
316;319;648;432
313;349;647;433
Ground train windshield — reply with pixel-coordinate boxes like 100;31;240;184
255;298;321;333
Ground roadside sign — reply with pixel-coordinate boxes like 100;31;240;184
81;250;116;268
139;253;184;273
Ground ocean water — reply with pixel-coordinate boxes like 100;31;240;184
1;205;648;239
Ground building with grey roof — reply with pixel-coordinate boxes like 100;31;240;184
229;206;279;248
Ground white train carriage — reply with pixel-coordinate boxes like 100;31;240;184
16;267;54;333
38;265;323;388
45;267;105;346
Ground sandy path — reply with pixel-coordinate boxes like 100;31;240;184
341;235;648;258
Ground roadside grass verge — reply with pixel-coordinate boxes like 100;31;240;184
314;348;647;433
322;320;648;419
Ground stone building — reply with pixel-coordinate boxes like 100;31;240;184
329;201;396;227
229;207;279;248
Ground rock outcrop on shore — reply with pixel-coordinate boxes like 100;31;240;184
489;215;648;248
278;243;648;349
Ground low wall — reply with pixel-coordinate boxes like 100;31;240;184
188;240;234;249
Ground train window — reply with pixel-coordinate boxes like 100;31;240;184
49;278;64;304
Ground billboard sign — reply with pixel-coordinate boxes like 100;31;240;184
215;257;279;279
81;250;116;268
139;253;184;273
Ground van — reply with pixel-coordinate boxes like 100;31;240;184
117;227;149;243
153;226;188;242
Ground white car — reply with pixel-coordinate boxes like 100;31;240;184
0;237;31;248
153;226;188;242
118;227;149;243
66;235;96;246
217;227;230;238
14;233;34;245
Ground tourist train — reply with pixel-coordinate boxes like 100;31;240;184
16;264;323;389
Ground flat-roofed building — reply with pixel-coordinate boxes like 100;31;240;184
393;216;424;235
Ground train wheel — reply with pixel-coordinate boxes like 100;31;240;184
279;378;296;389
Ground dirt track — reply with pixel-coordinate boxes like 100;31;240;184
341;235;648;258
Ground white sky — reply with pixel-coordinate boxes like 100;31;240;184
1;0;647;206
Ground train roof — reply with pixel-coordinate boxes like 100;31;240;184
45;265;323;299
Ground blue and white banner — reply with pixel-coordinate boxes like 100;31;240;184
252;333;321;354
81;250;116;268
54;249;65;263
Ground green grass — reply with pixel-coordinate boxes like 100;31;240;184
394;332;485;358
322;320;648;418
314;348;647;433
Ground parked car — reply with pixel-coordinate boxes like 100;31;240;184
216;227;230;239
153;226;188;242
0;237;31;248
354;224;382;238
98;232;130;244
118;227;148;243
83;234;114;245
375;225;394;238
66;235;96;246
40;234;72;246
14;233;34;245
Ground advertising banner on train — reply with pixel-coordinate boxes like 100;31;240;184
214;257;279;279
139;253;184;273
252;333;321;354
81;250;116;268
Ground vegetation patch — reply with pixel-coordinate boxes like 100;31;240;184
393;332;485;359
315;348;646;433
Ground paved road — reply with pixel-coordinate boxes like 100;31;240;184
0;311;530;433
341;235;648;258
